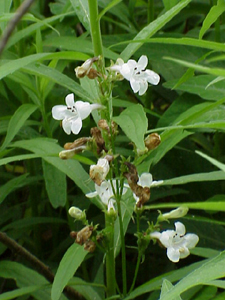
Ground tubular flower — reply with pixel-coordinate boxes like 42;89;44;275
52;93;103;135
110;55;160;95
86;180;128;208
150;222;199;263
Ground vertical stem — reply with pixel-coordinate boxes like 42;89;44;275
88;0;104;58
105;213;116;297
117;198;127;296
147;0;154;24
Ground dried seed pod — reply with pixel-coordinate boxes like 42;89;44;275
91;127;107;155
75;226;94;245
84;240;96;252
75;57;99;78
145;133;161;150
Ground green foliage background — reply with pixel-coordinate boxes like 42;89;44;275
0;0;225;299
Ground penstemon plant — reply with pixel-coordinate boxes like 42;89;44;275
50;1;200;299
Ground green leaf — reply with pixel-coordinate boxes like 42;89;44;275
51;243;88;300
162;0;179;10
70;0;90;31
199;1;225;39
98;0;122;20
11;138;94;195
113;104;148;150
161;171;225;186
160;279;182;300
114;190;135;257
196;151;225;172
0;261;56;300
0;174;28;204
164;75;225;101
24;63;93;103
1;104;38;150
120;0;191;61
0;153;43;166
42;160;67;208
159;251;225;300
145;201;225;212
0;285;47;300
69;277;103;300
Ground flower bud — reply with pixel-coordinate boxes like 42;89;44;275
75;57;99;78
59;146;86;159
90;158;110;186
68;206;86;222
158;207;189;222
145;133;161;150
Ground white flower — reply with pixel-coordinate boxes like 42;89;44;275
52;93;102;135
86;180;128;207
133;172;163;203
89;158;110;185
159;207;189;221
150;222;199;263
110;55;160;95
68;206;86;221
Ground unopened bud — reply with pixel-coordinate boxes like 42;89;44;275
75;57;99;78
158;207;189;222
68;206;86;221
145;133;161;150
90;158;110;185
59;146;86;159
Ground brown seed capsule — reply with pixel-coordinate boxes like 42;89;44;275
84;240;96;252
75;226;94;245
144;133;161;150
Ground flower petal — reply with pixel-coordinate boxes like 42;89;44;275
138;173;153;187
175;222;186;236
65;93;75;107
120;64;133;80
138;81;148;95
52;105;67;120
71;117;82;134
167;246;180;263
179;246;190;259
184;234;199;249
86;191;98;198
160;230;174;248
138;55;148;70
62;118;72;135
145;70;160;85
75;101;91;120
130;77;140;93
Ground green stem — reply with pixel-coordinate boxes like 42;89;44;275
105;213;116;297
117;198;127;296
128;252;142;294
88;0;104;58
147;0;154;23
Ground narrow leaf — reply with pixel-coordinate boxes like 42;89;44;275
120;0;191;61
196;151;225;172
51;243;88;300
199;2;225;39
70;0;90;31
0;174;28;204
113;104;148;150
1;104;37;150
160;279;182;300
159;251;225;300
42;160;67;208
